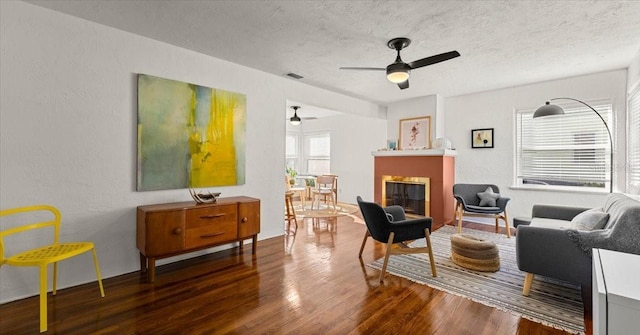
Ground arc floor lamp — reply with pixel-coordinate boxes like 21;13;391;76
534;97;613;192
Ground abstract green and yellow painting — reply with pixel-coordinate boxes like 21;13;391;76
137;74;246;191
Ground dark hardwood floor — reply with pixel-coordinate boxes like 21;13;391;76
0;213;591;334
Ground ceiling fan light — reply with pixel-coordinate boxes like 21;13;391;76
387;70;410;83
386;62;410;83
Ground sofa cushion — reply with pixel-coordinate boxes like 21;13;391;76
569;208;609;231
477;187;500;207
530;217;573;230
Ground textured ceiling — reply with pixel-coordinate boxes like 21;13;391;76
26;0;640;107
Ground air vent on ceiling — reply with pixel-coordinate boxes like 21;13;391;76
285;72;304;79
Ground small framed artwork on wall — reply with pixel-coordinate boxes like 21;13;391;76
471;128;494;148
399;116;431;150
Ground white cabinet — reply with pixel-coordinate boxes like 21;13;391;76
592;249;640;335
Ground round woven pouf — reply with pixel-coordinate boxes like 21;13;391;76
450;233;500;272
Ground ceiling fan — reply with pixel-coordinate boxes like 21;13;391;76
287;106;316;125
340;37;460;90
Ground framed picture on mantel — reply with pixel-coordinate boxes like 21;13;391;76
471;128;494;148
387;139;397;150
399;116;431;150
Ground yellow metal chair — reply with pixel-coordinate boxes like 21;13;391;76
0;205;105;332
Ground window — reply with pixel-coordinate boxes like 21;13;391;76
304;132;330;175
285;132;299;172
515;100;613;191
628;86;640;194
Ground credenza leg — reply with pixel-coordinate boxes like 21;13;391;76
148;257;156;283
139;252;147;273
252;235;257;254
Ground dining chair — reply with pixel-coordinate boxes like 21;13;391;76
324;174;338;205
311;175;337;210
284;191;299;234
0;205;105;332
286;175;307;208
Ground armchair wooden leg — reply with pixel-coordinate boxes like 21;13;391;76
503;211;511;238
456;204;463;233
495;216;499;233
359;231;370;258
424;228;437;277
379;232;395;283
453;203;459;228
523;272;534;296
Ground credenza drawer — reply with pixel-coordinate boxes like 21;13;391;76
185;204;237;228
185;220;238;249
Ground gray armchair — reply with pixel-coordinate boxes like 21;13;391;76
356;196;437;282
453;183;511;238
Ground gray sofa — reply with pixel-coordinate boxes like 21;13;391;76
516;193;640;296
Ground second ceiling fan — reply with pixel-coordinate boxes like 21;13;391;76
340;37;460;90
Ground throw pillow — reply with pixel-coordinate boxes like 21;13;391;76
570;208;609;231
477;187;500;207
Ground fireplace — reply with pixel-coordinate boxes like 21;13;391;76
373;150;455;225
381;175;430;217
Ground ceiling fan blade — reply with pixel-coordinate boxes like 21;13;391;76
409;51;460;69
397;80;409;90
339;67;386;71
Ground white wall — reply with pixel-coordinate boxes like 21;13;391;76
292;114;387;203
435;94;446;139
444;70;628;220
628;47;640;93
0;1;382;303
386;95;438;145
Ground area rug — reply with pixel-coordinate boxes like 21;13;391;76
369;225;585;334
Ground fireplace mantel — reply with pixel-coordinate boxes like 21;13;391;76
371;149;457;157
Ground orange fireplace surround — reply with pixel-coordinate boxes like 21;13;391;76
373;152;455;226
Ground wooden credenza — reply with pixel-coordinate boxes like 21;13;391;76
136;196;260;282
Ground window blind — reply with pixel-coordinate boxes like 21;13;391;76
286;132;299;172
304;132;331;175
516;101;613;190
628;87;640;194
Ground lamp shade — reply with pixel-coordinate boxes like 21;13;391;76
533;101;565;118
